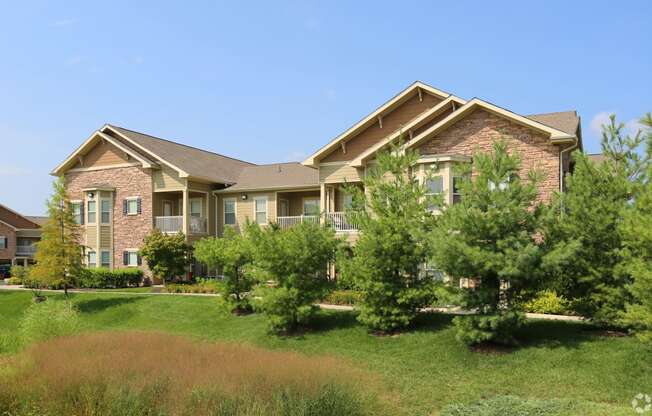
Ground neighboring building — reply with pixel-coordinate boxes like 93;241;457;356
0;204;44;268
53;81;582;277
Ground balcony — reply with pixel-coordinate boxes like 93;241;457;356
324;212;360;232
15;245;37;257
275;212;360;233
277;215;320;229
155;216;207;234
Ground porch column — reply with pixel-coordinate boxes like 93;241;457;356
182;189;189;235
320;183;326;224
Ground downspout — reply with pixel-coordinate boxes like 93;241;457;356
559;137;579;193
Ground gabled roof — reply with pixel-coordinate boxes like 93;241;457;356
526;110;580;136
104;125;254;184
25;216;48;226
0;204;42;229
302;81;452;167
403;98;578;151
218;162;318;192
52;130;159;176
350;96;466;167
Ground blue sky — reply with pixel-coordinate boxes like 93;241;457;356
1;1;650;215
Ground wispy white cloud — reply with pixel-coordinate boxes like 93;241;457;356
52;18;77;27
589;111;614;138
590;111;645;139
65;55;83;66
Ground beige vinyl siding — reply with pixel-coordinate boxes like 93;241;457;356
153;165;185;191
99;226;111;248
217;192;277;235
321;93;442;163
319;164;364;184
73;140;129;169
86;226;97;249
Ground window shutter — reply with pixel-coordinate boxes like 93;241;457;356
123;251;128;266
123;200;128;215
137;198;142;214
4;237;7;248
80;204;85;225
137;254;142;266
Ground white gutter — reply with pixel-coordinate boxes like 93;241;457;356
559;137;579;192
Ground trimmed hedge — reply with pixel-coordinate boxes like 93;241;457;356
76;268;144;289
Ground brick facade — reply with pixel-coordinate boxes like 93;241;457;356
417;109;562;202
0;222;16;262
65;166;153;276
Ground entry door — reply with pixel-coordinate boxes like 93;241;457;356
163;201;173;216
279;199;289;216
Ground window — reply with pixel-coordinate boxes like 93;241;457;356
100;200;111;224
303;198;320;216
124;251;139;267
254;197;267;224
190;199;202;217
423;261;445;282
342;193;353;210
100;251;111;268
0;236;6;249
224;198;236;225
125;197;140;215
87;251;97;267
87;200;96;224
425;176;444;210
71;202;83;224
488;177;510;192
452;177;463;204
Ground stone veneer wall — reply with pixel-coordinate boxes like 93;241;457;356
65;166;153;276
417;109;562;202
0;222;16;262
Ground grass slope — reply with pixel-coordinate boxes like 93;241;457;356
0;290;648;415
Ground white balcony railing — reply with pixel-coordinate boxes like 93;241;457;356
325;212;360;232
155;216;183;233
189;216;208;234
16;245;37;256
277;215;319;229
155;216;207;234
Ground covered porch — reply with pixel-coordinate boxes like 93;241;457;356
275;189;321;229
153;190;209;235
322;182;363;233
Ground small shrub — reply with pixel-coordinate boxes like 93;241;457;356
453;311;526;346
323;290;363;306
442;395;576;416
5;277;22;285
522;290;570;315
18;300;81;344
9;265;29;282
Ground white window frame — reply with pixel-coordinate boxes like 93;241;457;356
0;236;6;250
70;200;82;224
424;175;444;212
100;199;111;224
126;196;139;216
223;198;236;226
253;196;268;225
126;249;139;267
452;176;463;204
87;199;97;224
100;250;111;268
302;197;320;216
87;250;97;268
190;198;203;218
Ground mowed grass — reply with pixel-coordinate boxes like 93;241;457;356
0;290;649;415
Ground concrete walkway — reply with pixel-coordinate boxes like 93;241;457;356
0;285;584;322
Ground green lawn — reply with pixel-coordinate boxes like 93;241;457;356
0;290;649;415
